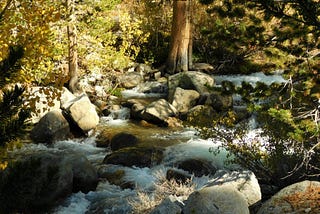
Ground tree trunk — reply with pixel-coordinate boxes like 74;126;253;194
67;0;79;94
166;0;192;74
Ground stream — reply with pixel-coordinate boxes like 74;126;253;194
12;72;287;213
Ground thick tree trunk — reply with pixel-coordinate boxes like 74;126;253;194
166;0;192;74
67;0;79;94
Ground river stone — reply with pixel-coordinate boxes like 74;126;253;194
0;150;98;213
257;180;320;214
176;158;217;177
183;184;249;214
0;152;73;213
168;71;214;102
172;87;200;114
65;93;99;132
103;147;164;168
110;132;139;151
30;110;71;144
140;99;178;126
207;170;261;206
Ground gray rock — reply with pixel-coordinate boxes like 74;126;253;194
183;184;249;214
30;110;70;144
168;71;215;102
257;180;320;214
140;99;178;126
207;170;261;206
119;72;143;89
172;87;200;114
0;152;73;212
66;94;99;132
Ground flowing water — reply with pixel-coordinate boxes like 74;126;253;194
11;72;287;213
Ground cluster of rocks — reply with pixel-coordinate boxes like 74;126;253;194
7;64;318;213
29;87;100;143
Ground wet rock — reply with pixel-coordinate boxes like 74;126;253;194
0;151;98;213
110;132;139;151
176;158;217;177
172;87;200;114
103;147;164;168
30;110;71;144
95;130;113;148
257;180;320;214
183;184;249;214
0;152;73;213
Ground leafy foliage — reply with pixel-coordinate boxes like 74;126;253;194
0;85;30;146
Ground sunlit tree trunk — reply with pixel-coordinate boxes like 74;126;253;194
67;0;79;94
166;0;192;74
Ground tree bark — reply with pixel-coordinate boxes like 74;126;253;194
67;0;79;94
166;0;192;74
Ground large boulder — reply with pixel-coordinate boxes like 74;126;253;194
30;110;71;144
207;170;261;206
257;180;320;214
168;71;215;102
140;99;178;126
0;151;98;213
183;184;249;214
64;94;99;132
103;147;164;168
0;152;73;213
172;87;200;114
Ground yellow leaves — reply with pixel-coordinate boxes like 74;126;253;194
0;161;8;170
